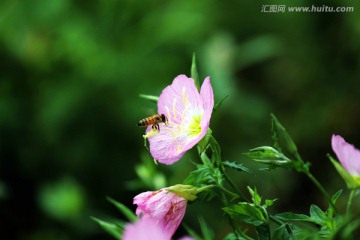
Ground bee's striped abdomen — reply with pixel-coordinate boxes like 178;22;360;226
137;115;160;127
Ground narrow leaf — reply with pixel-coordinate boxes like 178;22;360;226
107;197;137;222
223;161;253;174
327;189;343;218
209;135;222;168
199;216;214;240
275;212;312;222
331;189;343;204
139;94;159;103
183;224;203;240
213;95;229;113
91;217;122;239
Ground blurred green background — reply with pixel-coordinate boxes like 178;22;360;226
1;0;360;239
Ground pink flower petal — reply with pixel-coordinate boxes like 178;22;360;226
122;217;170;240
133;188;187;237
178;236;195;240
200;76;214;129
332;134;360;176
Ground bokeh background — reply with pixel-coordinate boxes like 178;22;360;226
1;0;360;239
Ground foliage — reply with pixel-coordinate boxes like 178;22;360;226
1;1;360;239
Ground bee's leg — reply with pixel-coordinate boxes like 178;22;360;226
152;124;160;132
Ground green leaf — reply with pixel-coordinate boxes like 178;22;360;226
328;189;343;218
223;203;265;226
272;224;293;240
271;113;299;157
223;233;237;240
197;128;212;154
275;212;312;222
223;161;253;174
256;223;270;240
138;94;159;103
198;216;214;240
309;205;326;225
247;186;262;206
191;53;200;90
328;154;360;189
183;164;223;199
213;95;229;113
331;189;343;204
209;135;222;168
107;197;137;222
331;218;360;240
91;217;123;239
182;224;203;240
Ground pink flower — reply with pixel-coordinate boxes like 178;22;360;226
144;74;214;165
331;135;360;177
122;217;170;240
178;237;195;240
133;187;188;237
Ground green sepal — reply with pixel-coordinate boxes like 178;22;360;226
243;146;291;166
139;94;159;103
107;197;137;222
167;184;214;201
223;202;265;226
191;53;200;90
328;154;360;189
91;217;123;239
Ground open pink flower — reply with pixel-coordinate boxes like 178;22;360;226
144;74;214;164
122;217;170;240
332;135;360;177
133;187;188;237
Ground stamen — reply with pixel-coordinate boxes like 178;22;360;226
164;126;178;138
165;106;172;124
181;87;189;106
172;98;177;119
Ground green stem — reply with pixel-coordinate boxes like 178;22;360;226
305;171;337;214
346;189;356;217
218;186;240;199
223;173;248;202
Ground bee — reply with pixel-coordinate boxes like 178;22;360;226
137;114;168;131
